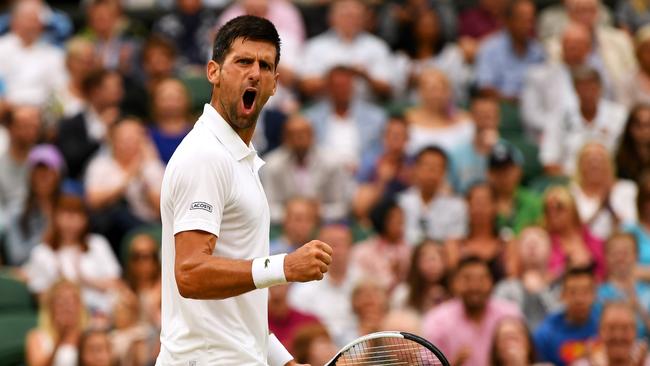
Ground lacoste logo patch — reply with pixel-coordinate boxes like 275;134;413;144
190;201;213;213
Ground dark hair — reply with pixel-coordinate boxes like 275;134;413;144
405;240;448;312
292;323;332;364
415;145;448;166
212;15;281;68
81;69;117;98
369;197;401;237
142;35;177;61
505;0;533;19
638;174;650;220
571;65;602;85
562;265;595;285
19;165;61;238
489;317;537;366
616;105;650;182
45;195;90;252
455;255;493;281
402;9;446;58
78;328;111;366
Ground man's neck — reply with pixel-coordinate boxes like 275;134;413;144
565;310;590;325
581;104;598;122
334;102;350;117
510;35;528;56
464;305;487;322
210;100;256;145
17;34;37;48
8;143;29;163
419;188;437;204
157;116;188;134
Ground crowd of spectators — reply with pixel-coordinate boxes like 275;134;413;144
2;0;650;365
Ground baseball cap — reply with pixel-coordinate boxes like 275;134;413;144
27;144;65;174
488;141;524;169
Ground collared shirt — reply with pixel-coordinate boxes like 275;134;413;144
476;31;545;99
158;104;271;365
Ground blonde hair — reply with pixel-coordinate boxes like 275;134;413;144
38;280;88;342
543;186;582;229
574;141;614;188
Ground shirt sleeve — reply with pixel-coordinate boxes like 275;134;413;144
475;41;499;89
539;111;564;166
24;246;58;294
170;151;233;237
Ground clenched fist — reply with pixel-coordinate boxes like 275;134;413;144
284;240;333;282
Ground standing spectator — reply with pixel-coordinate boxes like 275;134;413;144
541;67;627;177
391;240;450;314
270;197;319;255
0;105;42;229
0;0;66;107
53;37;98;121
487;141;543;237
623;27;650;108
262;114;350;223
522;22;594;142
397;146;467;257
544;186;605;281
571;302;650;366
3;145;63;266
489;317;544;366
55;69;124;181
304;65;387;170
153;0;216;67
616;104;650;183
25;281;85;366
351;199;411;290
268;284;320;353
423;256;521;366
626;176;650;281
495;227;561;330
475;0;545;101
299;0;393;101
78;329;113;366
84;117;164;249
459;0;507;40
597;233;650;340
148;78;192;164
534;266;600;366
570;142;638;240
404;68;473;156
450;95;501;194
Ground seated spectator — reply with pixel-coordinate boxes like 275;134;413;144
538;0;612;41
490;317;545;366
85;117;164;249
351;199;411;291
544;186;605;281
55;69;124;181
304;65;387;171
289;224;360;347
350;279;389;339
23;195;121;314
621;26;650;108
475;0;544;101
393;8;473;106
353;115;410;220
423;256;521;366
598;233;650;340
78;328;113;366
268;284;320;353
626;176;650;281
546;0;636;103
3;145;63;266
391;240;450;314
148;78;192;164
270;197;318;255
459;0;506;41
405;68;473;156
53;37;98;121
488;142;542;237
0;0;66;107
398;146;467;252
450;95;501;193
571;142;638;240
541;67;628;176
572;302;650;366
461;183;509;281
522;22;594;142
263;114;350;223
0;0;73;47
110;286;158;366
291;324;338;366
122;228;161;324
0;105;42;231
153;0;215;68
616;104;650;183
25;280;85;366
299;0;393;101
534;266;600;366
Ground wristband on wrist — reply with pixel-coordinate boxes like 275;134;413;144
251;253;287;289
268;333;294;366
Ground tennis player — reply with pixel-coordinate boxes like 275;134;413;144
156;16;333;366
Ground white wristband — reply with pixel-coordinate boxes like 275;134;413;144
268;333;294;366
252;254;287;289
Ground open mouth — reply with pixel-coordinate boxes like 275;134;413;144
242;89;257;113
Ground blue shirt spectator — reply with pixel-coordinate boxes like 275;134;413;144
149;126;190;165
625;223;650;266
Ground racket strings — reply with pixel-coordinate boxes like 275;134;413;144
334;337;444;366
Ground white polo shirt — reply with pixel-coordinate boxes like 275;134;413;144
157;104;271;365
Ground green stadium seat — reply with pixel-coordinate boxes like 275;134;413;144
0;312;37;366
0;274;35;313
181;75;212;114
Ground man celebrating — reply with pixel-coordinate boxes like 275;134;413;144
157;16;332;365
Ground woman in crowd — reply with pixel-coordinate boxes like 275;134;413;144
110;287;158;366
571;142;638;240
291;324;338;366
625;175;650;281
23;194;122;315
489;317;543;366
616;104;650;183
404;68;473;156
543;186;605;281
391;240;449;314
25;281;86;366
4;145;63;266
77;328;113;366
351;280;389;339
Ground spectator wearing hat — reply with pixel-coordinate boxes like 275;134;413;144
3;144;64;266
541;66;627;177
621;25;650;108
487;141;542;237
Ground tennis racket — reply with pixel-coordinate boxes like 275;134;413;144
324;331;450;366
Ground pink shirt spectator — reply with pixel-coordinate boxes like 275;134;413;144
350;237;411;290
548;227;606;281
423;298;521;366
269;308;320;354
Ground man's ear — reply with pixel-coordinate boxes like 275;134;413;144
207;60;221;87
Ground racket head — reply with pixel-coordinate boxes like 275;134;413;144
325;331;450;366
